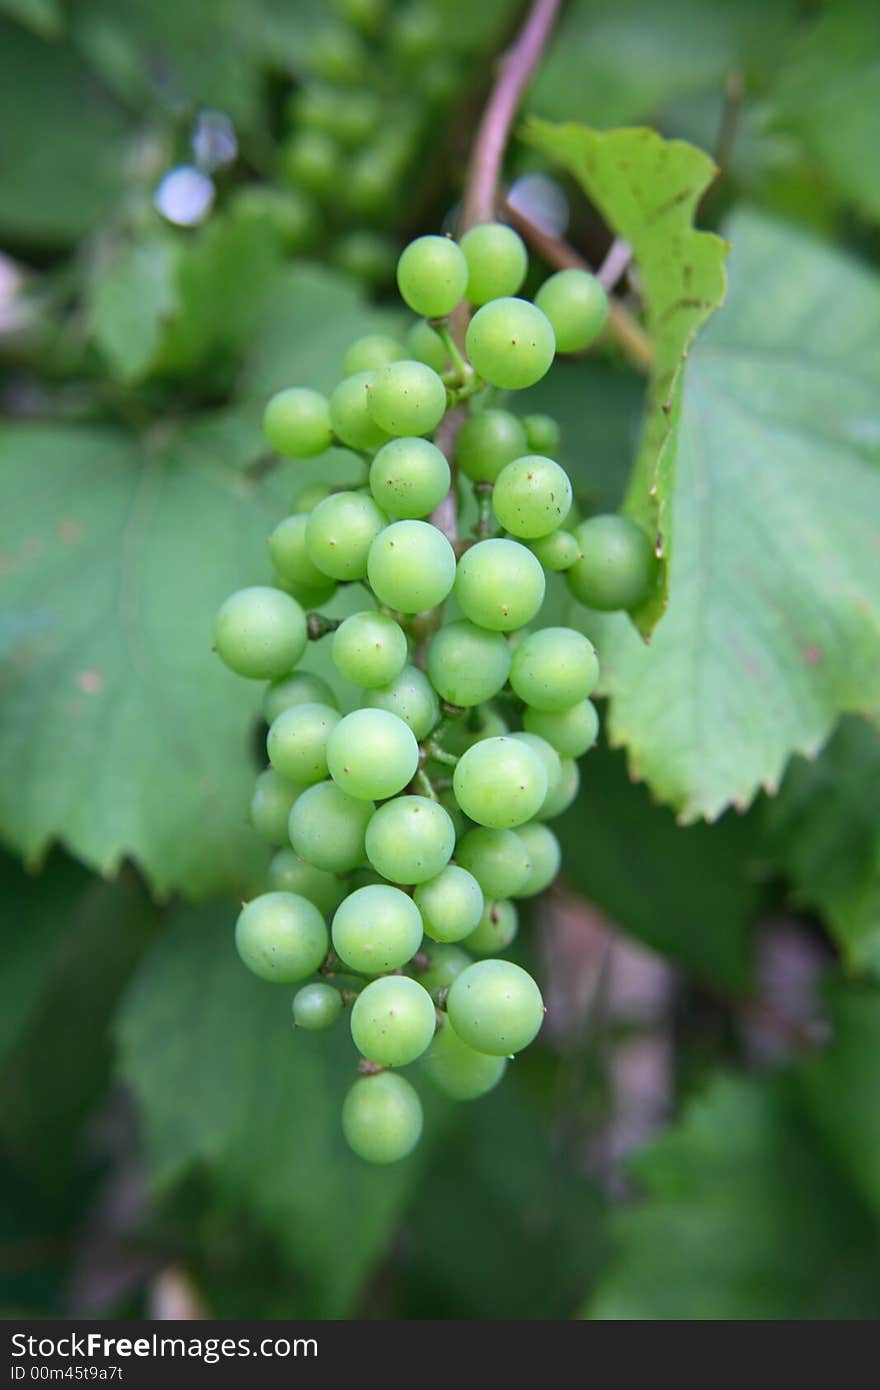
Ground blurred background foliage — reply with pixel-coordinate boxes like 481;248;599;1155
1;0;880;1320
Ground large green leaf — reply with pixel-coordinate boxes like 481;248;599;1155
579;209;880;822
526;120;727;630
117;905;421;1317
765;718;880;975
587;1071;880;1319
0;0;61;36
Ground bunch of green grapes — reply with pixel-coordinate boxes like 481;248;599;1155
213;223;655;1163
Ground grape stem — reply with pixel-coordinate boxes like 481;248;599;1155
423;743;459;768
306;612;341;640
459;0;563;232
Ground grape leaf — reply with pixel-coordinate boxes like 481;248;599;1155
765;718;880;976
525;119;728;630
86;239;179;384
587;1071;880;1319
0;0;61;36
117;905;422;1317
576;209;880;823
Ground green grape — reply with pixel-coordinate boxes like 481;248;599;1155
364;664;438;739
365;360;447;438
535;268;608;352
369;437;450;519
396;235;468;318
351;975;436;1066
326;708;419;800
523;699;599;758
455;408;528;483
293;482;332;513
406;319;449;373
513;823;561;897
567;514;655;612
332;883;423;973
269;514;337;596
329;373;391;452
292;981;343;1030
235;892;328;984
346;146;402;218
230;185;319;254
390;0;441;61
492;455;573;540
367;520;456;613
454;538;545;632
272;567;337;610
441;706;509;756
455;826;531;899
282;129;339;195
460;223;528;306
263;388;332;458
446;958;545;1056
426;620;511;707
332;610;409;688
423;1021;506;1100
250;768;302;846
343;334;407;376
289;781;374;872
342;1072;423;1164
267;702;341;785
536;757;579;820
310;25;367;85
262;671;339;726
509;627;599;711
465;298;555;390
334;0;387;39
366;796;455;885
415;942;471;1000
267;848;347;916
324;89;382;148
305;491;386;581
331;231;397;286
522;413;560;456
414;864;484;943
453;736;547;829
464;898;518;955
528;529;580;572
511;732;562;813
214;586;307;680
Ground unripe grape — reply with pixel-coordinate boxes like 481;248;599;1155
454;538;545;632
332;883;423;973
230;185;318;254
536;757;579;820
293;482;332;514
329;373;391;452
269;514;335;596
267;702;341;785
267;849;347;916
351;975;436;1066
282;129;339;195
367;520;456;613
510;626;599;712
454;826;531;899
492;455;573;539
535;268;608;352
310;25;367;84
528;529;581;572
567;514;655;611
366;360;447;438
416;942;471;999
441;706;509;756
293;982;343;1030
332;231;397;286
511;732;562;813
235;892;328;984
426;620;511;707
289;781;374;872
366;796;455;885
262;671;338;726
465;298;555;390
327;708;419;800
523;413;560;456
397;235;468;318
305;491;386;581
456;409;528;483
263;388;332;458
414;864;484;943
406;319;449;373
250;768;302;846
343;334;407;376
453;736;547;829
332;610;408;688
424;1021;506;1100
364;664;438;739
446;959;545;1055
214;586;307;680
334;0;388;39
342;1072;423;1164
464;899;518;955
460;223;528;306
369;437;450;518
514;823;561;896
523;699;599;758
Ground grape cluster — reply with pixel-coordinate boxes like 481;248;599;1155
214;224;654;1163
